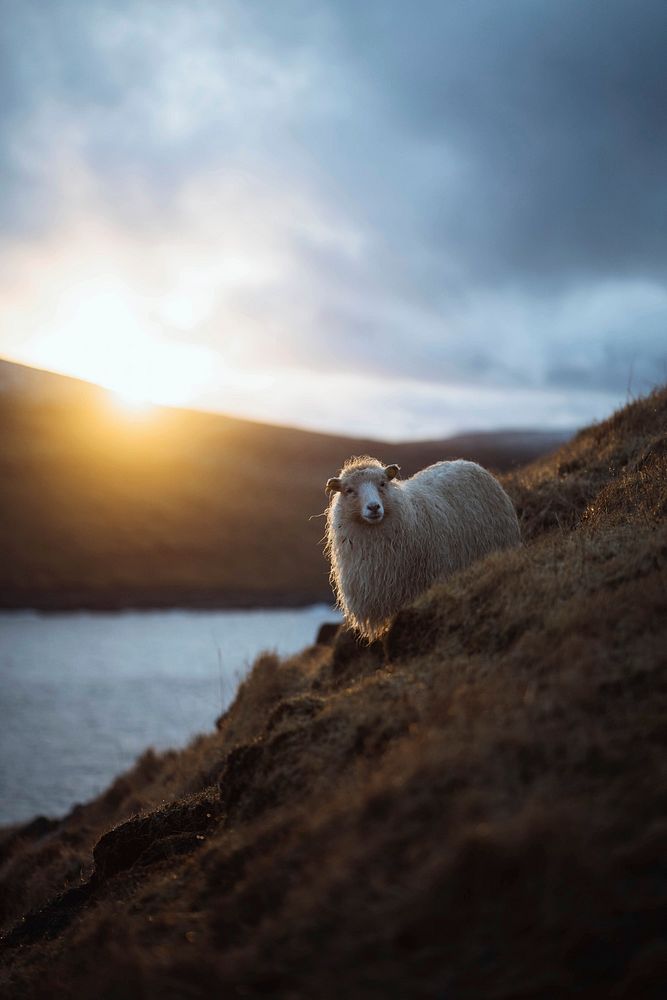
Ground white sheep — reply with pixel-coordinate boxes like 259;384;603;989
325;455;521;640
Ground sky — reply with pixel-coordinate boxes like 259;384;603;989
0;0;665;439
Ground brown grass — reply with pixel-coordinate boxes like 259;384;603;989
0;386;665;998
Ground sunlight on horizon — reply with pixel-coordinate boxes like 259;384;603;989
0;219;624;439
108;388;156;416
0;209;276;414
8;282;221;409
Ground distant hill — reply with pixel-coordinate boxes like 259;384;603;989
0;358;571;609
0;385;665;998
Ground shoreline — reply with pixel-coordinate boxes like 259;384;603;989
0;588;333;614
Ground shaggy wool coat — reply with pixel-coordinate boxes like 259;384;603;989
325;459;521;640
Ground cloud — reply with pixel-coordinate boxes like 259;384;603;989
332;0;667;287
0;0;665;434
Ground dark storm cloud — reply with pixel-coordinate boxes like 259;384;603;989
328;0;667;287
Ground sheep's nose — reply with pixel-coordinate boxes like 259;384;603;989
367;502;381;513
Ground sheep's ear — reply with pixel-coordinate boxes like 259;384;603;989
326;477;342;493
384;464;400;480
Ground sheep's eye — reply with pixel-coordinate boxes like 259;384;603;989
380;480;387;488
345;487;355;496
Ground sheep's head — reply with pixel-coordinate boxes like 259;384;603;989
326;460;400;525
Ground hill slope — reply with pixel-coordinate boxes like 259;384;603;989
0;358;570;609
1;387;665;998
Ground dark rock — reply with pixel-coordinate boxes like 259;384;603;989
1;802;221;950
1;881;95;949
93;797;220;879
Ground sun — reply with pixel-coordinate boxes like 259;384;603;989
19;279;220;409
109;388;155;415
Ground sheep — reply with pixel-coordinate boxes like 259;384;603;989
324;455;521;640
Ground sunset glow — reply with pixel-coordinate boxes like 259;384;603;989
31;320;218;409
0;0;663;439
0;261;222;410
108;389;155;416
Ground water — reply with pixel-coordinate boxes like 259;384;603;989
0;606;339;826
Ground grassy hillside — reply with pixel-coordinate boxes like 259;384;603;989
0;359;569;609
1;386;665;998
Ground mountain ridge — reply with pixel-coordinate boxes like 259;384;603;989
0;357;572;610
0;355;573;448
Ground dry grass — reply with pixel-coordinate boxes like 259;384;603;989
0;386;665;998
